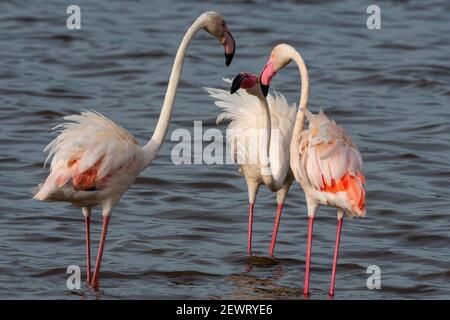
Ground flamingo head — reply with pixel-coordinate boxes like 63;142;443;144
259;43;295;96
202;11;235;66
230;72;262;96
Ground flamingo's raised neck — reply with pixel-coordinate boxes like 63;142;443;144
142;12;235;167
229;72;282;190
259;44;310;153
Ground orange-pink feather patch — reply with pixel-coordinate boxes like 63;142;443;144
59;157;104;190
320;172;366;212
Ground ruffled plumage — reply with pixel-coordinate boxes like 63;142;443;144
292;109;366;216
34;111;142;201
205;79;296;185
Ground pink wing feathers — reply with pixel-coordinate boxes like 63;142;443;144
34;111;141;200
293;109;366;216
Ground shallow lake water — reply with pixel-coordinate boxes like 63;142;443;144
0;0;449;299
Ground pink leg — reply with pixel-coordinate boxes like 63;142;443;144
84;216;91;284
304;216;314;296
247;203;254;254
329;217;343;297
269;203;283;256
91;216;111;289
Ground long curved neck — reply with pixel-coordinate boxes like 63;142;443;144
289;50;310;152
258;95;271;167
257;95;277;188
142;16;206;167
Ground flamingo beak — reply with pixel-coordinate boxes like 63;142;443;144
230;73;247;94
259;58;276;97
260;83;269;97
223;31;235;67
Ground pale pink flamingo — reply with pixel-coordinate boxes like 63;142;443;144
33;11;235;289
259;44;366;297
206;73;296;256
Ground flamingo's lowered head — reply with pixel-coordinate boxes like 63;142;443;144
201;11;235;66
259;43;298;96
230;72;263;97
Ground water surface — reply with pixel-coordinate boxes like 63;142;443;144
0;0;449;299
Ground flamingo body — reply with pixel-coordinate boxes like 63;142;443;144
259;43;366;296
207;80;296;187
293;109;366;297
292;109;366;218
33;11;236;289
34;111;144;209
206;79;296;255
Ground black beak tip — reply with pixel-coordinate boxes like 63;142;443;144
224;31;236;67
230;73;245;94
225;53;234;67
230;79;240;94
261;84;269;97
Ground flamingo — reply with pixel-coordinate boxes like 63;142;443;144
205;73;296;256
33;11;235;289
259;44;366;297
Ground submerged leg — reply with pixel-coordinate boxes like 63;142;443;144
246;180;259;255
329;216;344;297
91;216;111;289
269;203;283;256
248;202;254;254
304;216;314;296
82;207;91;284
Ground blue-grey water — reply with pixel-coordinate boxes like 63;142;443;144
0;0;449;299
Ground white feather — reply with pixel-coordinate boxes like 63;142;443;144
205;81;296;185
35;111;143;201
